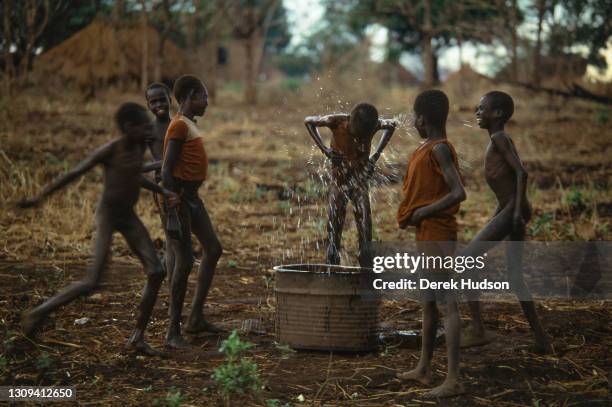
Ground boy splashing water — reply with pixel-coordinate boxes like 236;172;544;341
304;103;397;266
19;103;179;356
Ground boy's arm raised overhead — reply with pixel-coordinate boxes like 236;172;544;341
18;142;113;208
405;143;466;227
370;118;398;164
304;114;345;160
491;132;528;232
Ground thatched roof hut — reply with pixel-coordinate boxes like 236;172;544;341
35;19;190;88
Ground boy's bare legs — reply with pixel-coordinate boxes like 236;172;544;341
507;228;552;353
397;300;437;385
326;181;348;265
461;205;513;347
426;298;465;398
461;205;551;352
23;211;112;338
351;187;372;268
120;212;166;356
166;230;194;349
186;201;223;333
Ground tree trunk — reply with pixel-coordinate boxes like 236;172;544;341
421;0;435;87
244;35;257;104
510;0;519;81
3;0;15;92
140;1;148;91
112;0;124;23
533;0;546;85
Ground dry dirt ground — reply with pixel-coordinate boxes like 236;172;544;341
0;78;611;406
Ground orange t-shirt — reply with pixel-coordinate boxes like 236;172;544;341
330;118;373;166
163;112;208;181
397;139;462;241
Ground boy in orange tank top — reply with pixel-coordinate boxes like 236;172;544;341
304;103;397;266
396;90;466;398
162;75;223;349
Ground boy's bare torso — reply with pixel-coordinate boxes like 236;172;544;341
484;133;530;212
101;139;147;207
329;115;374;169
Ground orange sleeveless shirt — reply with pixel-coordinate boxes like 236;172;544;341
163;112;208;182
397;139;462;241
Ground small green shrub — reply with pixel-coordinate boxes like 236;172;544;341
212;330;262;406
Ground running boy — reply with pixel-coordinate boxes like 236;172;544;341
163;75;223;348
396;90;466;397
19;103;179;356
460;91;552;353
304;104;397;266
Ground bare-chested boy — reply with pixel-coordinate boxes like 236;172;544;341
143;82;175;277
396;90;466;397
304;104;397;266
19;103;179;356
163;75;223;348
461;91;552;353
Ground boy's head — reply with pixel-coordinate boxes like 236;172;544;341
476;91;514;129
115;102;152;142
413;90;449;137
173;74;208;116
145;82;171;120
349;103;379;138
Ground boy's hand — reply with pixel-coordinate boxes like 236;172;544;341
17;197;41;209
164;191;180;208
409;207;428;225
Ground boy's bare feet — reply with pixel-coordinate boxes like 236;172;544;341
185;318;223;334
396;366;433;386
165;334;192;349
424;379;465;398
460;327;495;348
125;339;166;357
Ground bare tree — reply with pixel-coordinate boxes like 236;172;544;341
3;0;16;92
533;0;548;85
139;0;149;91
19;0;53;80
153;0;173;82
224;0;280;104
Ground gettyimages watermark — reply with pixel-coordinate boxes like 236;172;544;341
357;241;611;301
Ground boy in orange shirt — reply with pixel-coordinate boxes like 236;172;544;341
162;75;223;349
396;90;466;397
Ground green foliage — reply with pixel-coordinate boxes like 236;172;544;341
278;200;291;210
564;186;585;207
265;399;291;407
280;78;303;93
0;356;7;375
164;387;185;407
36;351;52;370
595;109;609;125
529;213;554;237
212;330;262;402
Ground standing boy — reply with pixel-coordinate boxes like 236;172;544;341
19;103;179;356
396;90;466;398
144;82;175;278
163;75;223;349
460;91;552;353
304;104;397;266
